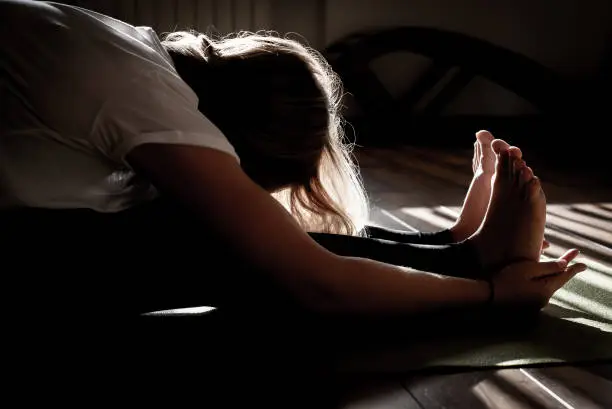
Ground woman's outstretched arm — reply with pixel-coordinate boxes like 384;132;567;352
127;144;582;315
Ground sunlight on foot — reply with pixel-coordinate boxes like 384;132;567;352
451;131;506;241
470;147;546;269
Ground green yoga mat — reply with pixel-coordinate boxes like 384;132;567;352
148;257;611;374
333;257;612;374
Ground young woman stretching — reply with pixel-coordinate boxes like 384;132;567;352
1;0;585;316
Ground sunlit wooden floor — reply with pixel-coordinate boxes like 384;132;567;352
333;145;612;409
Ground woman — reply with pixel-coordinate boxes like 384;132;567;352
1;0;585;316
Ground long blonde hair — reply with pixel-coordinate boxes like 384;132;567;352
162;30;369;235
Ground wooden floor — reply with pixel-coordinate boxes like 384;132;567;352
332;145;612;409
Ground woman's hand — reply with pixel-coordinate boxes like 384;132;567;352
492;249;586;309
541;239;550;254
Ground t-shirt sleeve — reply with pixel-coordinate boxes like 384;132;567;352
92;69;239;164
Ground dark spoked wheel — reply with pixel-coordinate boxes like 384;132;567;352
324;26;584;150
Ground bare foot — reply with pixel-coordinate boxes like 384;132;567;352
469;143;546;269
451;130;514;241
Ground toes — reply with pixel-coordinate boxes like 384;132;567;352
495;149;512;184
476;130;494;146
513;159;527;175
519;166;534;187
477;131;497;174
475;140;481;160
491;138;511;154
508;146;523;159
526;177;543;201
509;156;526;186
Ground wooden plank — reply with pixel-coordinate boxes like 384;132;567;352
571;204;612;223
404;369;570;409
359;148;612;266
543;226;612;265
403;367;612;409
336;381;422;409
547;206;612;233
353;145;611;409
546;213;612;249
390;206;454;233
600;204;612;212
359;146;612;205
522;366;612;409
367;205;419;232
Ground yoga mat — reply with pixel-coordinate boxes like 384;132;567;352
146;257;611;374
332;257;612;374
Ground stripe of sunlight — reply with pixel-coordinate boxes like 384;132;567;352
543;226;612;262
417;205;612;275
547;213;612;247
541;250;612;296
553;288;612;326
441;203;612;248
399;206;455;231
386;204;612;323
471;377;532;409
379;208;418;232
437;205;462;220
442;202;611;221
143;306;216;316
439;202;611;318
440;204;612;268
407;206;612;278
548;205;612;232
569;269;612;297
542;242;611;276
548;297;612;331
548;297;584;313
517;370;577;409
572;203;612;220
471;369;578;409
494;369;590;409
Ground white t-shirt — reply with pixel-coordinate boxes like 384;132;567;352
0;0;239;211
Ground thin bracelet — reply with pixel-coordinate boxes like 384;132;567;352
486;278;495;305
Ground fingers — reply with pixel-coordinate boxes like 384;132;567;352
540;239;550;255
559;248;580;263
530;249;581;279
544;262;587;292
522;259;568;281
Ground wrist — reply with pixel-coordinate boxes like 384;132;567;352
447;276;491;306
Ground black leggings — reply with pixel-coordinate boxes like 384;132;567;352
3;199;482;315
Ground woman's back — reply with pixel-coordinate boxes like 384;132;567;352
0;0;237;210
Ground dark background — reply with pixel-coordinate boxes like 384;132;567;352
59;0;612;172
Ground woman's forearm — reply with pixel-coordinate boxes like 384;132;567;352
316;256;490;315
